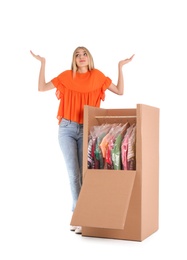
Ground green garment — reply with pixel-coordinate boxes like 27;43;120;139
112;133;123;170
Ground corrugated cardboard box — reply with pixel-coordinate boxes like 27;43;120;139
71;104;159;241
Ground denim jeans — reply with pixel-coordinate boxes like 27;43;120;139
58;118;83;211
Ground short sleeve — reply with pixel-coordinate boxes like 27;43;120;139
51;76;65;94
51;75;65;100
100;76;112;101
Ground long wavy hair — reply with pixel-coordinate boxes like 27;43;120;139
71;46;94;77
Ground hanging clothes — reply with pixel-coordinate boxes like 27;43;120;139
94;131;107;169
87;136;94;169
121;123;135;170
112;122;130;170
106;135;115;169
87;122;136;171
127;125;136;170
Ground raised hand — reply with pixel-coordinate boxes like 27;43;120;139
30;50;45;63
119;54;135;67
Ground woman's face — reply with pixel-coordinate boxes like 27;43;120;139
75;48;89;68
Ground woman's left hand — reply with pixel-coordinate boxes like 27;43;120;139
119;54;135;67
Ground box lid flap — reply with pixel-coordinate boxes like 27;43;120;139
71;171;136;229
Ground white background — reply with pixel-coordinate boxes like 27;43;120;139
0;0;186;259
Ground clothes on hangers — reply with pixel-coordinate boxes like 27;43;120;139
121;123;135;170
87;122;136;171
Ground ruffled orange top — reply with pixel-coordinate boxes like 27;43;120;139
51;69;112;124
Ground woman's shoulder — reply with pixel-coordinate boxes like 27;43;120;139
91;68;102;73
91;68;105;76
58;70;72;77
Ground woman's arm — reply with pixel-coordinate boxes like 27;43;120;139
30;50;55;92
108;54;135;95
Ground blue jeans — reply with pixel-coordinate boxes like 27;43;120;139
58;118;83;211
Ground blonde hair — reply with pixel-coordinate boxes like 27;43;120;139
71;46;94;77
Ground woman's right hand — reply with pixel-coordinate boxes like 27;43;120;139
30;50;45;63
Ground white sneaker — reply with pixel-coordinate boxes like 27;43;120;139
75;226;82;234
70;225;77;231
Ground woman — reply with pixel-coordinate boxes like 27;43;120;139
30;46;134;234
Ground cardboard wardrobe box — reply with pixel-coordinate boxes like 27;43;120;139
71;104;159;241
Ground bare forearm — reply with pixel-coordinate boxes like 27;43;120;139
37;60;54;91
30;50;55;91
38;60;46;91
116;64;124;95
108;54;135;95
115;54;135;95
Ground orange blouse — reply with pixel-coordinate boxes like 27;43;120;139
51;69;112;124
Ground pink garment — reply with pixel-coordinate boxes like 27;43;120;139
121;124;135;170
127;125;136;170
